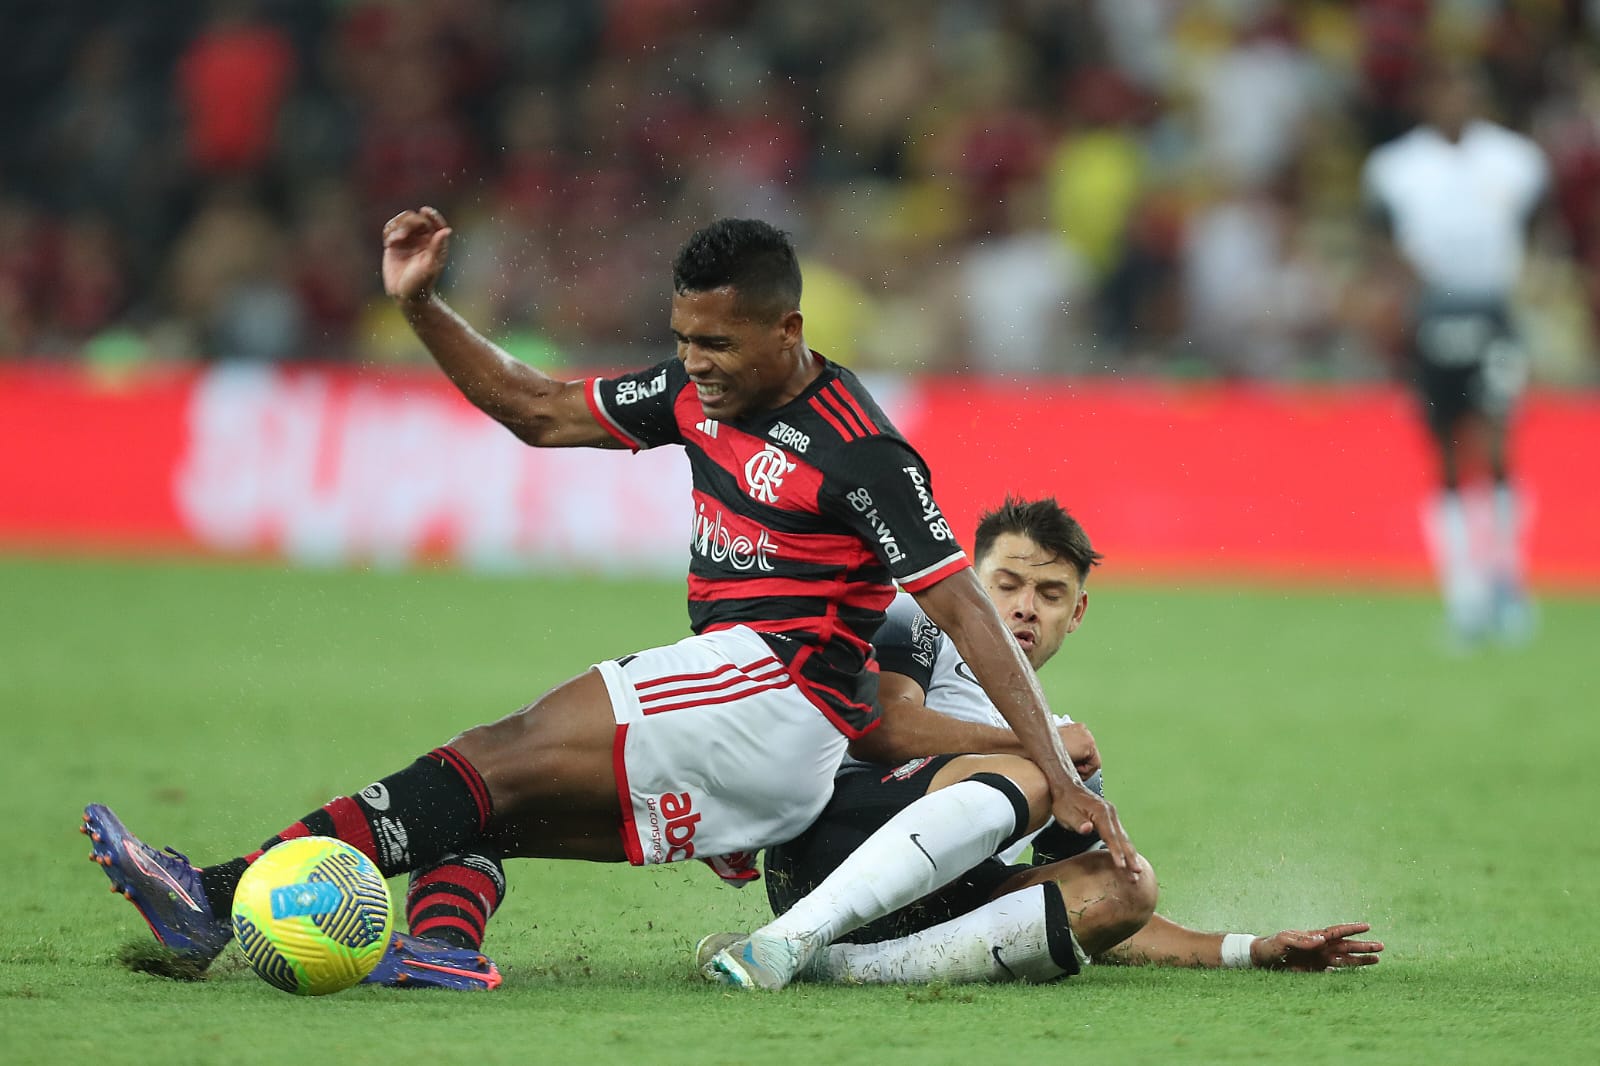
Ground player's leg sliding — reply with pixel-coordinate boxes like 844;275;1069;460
84;745;494;972
200;745;494;917
403;849;505;949
705;775;1032;990
789;851;1156;986
694;885;1077;984
361;850;507;990
810;882;1081;984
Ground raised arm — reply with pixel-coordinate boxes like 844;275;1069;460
382;206;619;449
910;569;1133;875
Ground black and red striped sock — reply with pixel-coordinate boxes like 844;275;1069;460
200;746;492;916
406;850;506;950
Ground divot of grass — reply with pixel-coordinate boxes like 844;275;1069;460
115;939;209;982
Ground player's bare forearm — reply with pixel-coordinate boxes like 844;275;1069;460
1095;914;1222;967
382;206;611;448
855;674;1099;773
399;296;608;447
1362;221;1419;293
910;572;1076;790
1097;916;1384;971
402;294;547;419
912;571;1135;873
851;689;1027;764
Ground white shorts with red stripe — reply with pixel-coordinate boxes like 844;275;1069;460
594;625;848;867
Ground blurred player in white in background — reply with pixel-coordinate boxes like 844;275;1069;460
1361;58;1551;646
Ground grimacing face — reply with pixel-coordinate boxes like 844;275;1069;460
976;531;1088;670
670;286;807;421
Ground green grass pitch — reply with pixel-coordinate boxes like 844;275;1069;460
2;557;1597;1064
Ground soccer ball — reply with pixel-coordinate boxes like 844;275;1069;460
231;836;394;995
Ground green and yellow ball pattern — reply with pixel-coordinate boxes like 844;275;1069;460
231;836;393;996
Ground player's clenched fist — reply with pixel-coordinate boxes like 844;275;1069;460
382;206;453;302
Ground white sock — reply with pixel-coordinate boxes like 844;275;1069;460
757;779;1024;956
1489;484;1525;588
1426;490;1490;631
812;883;1083;984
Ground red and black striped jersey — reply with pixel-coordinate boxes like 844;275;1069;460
584;354;969;737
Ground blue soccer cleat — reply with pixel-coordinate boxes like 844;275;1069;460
362;932;503;990
82;803;233;967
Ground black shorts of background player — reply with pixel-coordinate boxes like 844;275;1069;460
1412;296;1526;471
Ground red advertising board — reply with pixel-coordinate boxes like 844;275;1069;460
2;364;1595;587
894;377;1600;587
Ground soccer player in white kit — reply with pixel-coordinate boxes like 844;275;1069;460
1361;59;1552;645
702;497;1382;984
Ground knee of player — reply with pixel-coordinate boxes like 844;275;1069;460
1124;852;1159;920
1058;850;1158;948
983;757;1051;830
939;754;1052;831
1086;848;1157;915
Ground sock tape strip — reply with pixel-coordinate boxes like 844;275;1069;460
964;772;1033;850
1039;880;1084;976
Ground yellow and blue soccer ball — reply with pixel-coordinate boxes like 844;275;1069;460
231;836;394;995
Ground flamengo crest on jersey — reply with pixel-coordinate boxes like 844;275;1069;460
744;443;796;504
585;355;969;737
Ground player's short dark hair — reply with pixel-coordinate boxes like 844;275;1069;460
973;496;1103;583
672;218;802;323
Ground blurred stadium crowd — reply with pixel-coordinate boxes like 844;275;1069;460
3;0;1597;383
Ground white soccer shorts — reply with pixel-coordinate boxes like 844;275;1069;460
594;625;848;867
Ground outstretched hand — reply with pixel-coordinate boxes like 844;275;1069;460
382;206;453;302
1252;922;1384;971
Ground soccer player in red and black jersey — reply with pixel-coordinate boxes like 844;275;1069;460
81;209;1134;990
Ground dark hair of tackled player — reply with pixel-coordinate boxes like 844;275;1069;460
974;495;1104;584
